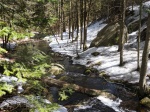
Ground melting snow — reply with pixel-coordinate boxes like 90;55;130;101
48;1;150;85
97;96;123;112
46;1;150;111
97;96;136;112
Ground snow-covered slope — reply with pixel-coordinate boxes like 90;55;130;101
48;1;150;85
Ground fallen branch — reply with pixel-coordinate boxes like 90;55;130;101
43;77;115;99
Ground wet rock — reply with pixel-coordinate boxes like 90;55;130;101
0;96;33;109
74;98;116;112
49;63;65;75
0;96;68;112
54;106;68;112
140;97;150;108
91;52;100;56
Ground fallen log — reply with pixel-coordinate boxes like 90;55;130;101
43;77;116;99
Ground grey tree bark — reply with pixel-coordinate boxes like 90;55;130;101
137;0;142;71
83;0;87;51
119;0;126;66
68;0;71;39
80;0;83;49
139;13;150;96
60;0;63;40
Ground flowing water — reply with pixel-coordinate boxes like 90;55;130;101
49;51;140;112
37;39;148;112
4;40;148;112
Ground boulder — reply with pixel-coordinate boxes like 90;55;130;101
140;97;150;108
90;22;128;47
49;63;65;75
127;17;147;34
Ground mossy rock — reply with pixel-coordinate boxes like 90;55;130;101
99;71;107;77
88;61;101;68
85;69;92;75
59;76;73;82
91;52;100;56
84;68;99;75
94;62;101;66
49;63;65;75
140;97;150;108
90;22;128;47
127;17;147;34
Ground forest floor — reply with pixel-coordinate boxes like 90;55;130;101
48;23;150;87
47;1;150;87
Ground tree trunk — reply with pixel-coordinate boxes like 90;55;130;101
76;1;79;57
137;0;142;71
58;0;61;36
71;0;74;42
62;0;65;32
80;0;83;49
87;0;92;25
72;14;74;42
83;0;87;51
139;13;150;96
60;0;63;40
68;0;71;39
119;0;126;66
43;77;115;98
132;0;134;12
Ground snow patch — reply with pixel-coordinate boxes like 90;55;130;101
97;96;122;112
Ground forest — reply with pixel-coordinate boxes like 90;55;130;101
0;0;150;112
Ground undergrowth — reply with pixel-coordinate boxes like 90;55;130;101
0;41;59;112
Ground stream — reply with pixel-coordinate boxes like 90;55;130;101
1;40;149;112
50;53;138;112
49;49;145;112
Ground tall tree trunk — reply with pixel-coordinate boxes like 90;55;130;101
119;0;126;66
137;0;142;71
80;0;83;49
71;0;74;42
87;0;92;25
83;0;87;51
76;2;79;39
62;0;66;32
76;0;79;57
72;13;74;42
60;0;63;40
68;0;71;39
58;0;61;36
139;13;150;96
132;0;134;12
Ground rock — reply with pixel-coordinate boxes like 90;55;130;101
32;32;47;39
91;52;100;56
0;96;68;112
90;22;128;47
49;63;65;75
0;96;34;109
54;106;68;112
126;14;147;33
140;97;150;108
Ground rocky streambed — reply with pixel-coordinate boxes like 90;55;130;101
0;40;149;112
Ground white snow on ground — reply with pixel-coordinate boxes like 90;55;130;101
74;105;92;111
48;1;150;85
97;96;136;112
50;20;107;56
46;2;150;112
97;96;123;112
